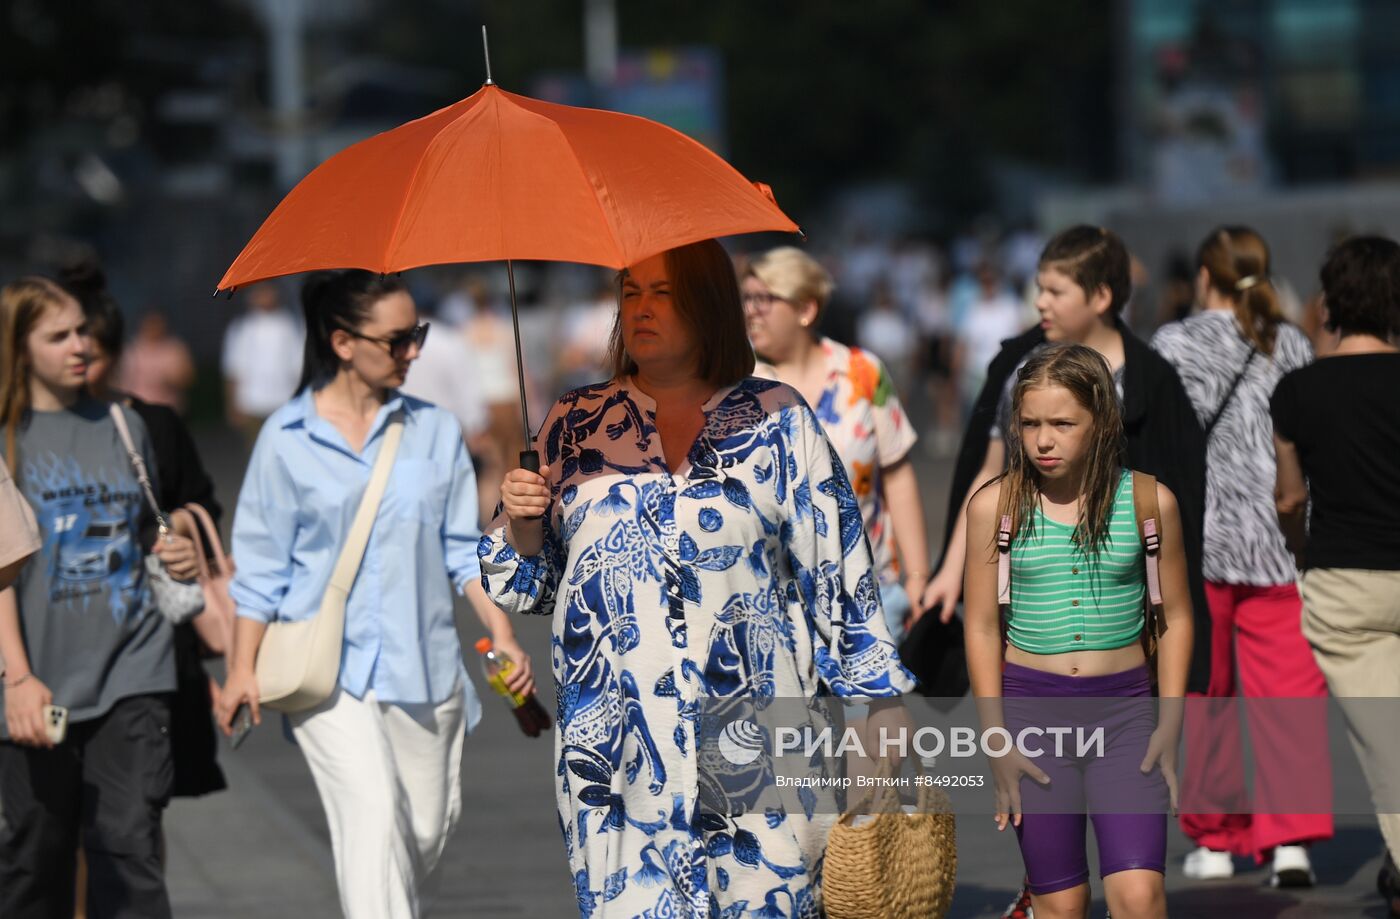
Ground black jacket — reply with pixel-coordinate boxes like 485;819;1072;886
127;397;221;526
126;395;228;797
936;321;1212;694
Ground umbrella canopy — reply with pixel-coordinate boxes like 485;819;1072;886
217;84;798;291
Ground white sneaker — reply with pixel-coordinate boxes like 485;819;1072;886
1183;846;1235;880
1269;845;1316;888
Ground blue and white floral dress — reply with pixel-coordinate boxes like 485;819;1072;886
478;376;914;919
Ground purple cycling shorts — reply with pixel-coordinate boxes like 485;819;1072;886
1002;662;1168;896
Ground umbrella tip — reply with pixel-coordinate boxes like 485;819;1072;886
211;288;221;298
481;25;495;86
796;227;808;243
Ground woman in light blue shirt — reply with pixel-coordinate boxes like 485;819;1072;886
218;270;534;919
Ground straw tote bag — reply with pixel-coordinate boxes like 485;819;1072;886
823;758;958;919
256;413;403;713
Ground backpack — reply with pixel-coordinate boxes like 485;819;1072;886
995;470;1167;663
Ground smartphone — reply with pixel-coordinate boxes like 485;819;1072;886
43;704;68;745
229;703;254;750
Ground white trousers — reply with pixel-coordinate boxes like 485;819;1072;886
290;685;465;919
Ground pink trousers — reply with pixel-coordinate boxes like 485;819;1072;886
1178;580;1334;861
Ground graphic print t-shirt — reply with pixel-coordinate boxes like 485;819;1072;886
0;399;174;728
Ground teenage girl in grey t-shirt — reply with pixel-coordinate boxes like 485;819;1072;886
0;276;200;917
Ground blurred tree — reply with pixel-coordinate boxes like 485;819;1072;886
620;0;1115;226
1;0;1113;238
345;0;1114;226
0;0;260;238
0;0;260;150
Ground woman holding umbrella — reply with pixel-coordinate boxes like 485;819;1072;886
480;239;915;918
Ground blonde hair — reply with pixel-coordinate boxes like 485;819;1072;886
995;342;1126;555
1;276;76;474
744;246;835;317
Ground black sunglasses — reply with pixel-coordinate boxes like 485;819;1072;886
345;321;430;359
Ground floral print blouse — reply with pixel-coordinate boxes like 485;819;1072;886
478;376;913;918
759;338;917;586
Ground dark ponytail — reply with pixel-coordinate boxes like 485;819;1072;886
298;270;406;392
59;259;125;361
1197;226;1284;355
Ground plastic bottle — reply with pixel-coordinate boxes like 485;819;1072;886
474;637;552;737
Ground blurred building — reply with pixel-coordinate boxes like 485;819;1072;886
1123;0;1400;196
1023;0;1400;331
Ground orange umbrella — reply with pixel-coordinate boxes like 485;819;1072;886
217;83;797;286
218;50;799;468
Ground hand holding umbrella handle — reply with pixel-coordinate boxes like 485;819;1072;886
502;457;548;553
518;450;543;524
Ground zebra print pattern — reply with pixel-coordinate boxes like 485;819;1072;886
1151;310;1313;585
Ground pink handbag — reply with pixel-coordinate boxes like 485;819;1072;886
172;503;236;658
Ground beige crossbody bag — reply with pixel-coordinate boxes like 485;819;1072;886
257;412;404;713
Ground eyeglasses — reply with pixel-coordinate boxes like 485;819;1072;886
346;321;430;359
741;291;788;315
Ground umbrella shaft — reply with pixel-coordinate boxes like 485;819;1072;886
506;259;531;445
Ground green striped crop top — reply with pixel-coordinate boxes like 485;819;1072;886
1006;469;1145;654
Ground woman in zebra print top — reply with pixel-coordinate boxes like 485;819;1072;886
1151;226;1332;887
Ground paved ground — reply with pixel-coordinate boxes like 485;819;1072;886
162;425;1393;918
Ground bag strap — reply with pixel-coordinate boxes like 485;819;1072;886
109;403;169;533
324;411;404;600
840;756;901;824
1203;347;1257;438
183;502;231;577
172;507;210;581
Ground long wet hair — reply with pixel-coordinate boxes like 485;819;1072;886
297;270;406;393
995;342;1126;555
1197;226;1284;355
1;276;76;475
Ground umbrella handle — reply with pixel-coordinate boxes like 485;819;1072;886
518;449;543;521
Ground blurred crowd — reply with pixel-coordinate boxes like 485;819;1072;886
162;222;1340;523
7;218;1400;919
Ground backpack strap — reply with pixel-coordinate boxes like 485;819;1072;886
1132;471;1167;655
1131;471;1163;607
996;513;1013;605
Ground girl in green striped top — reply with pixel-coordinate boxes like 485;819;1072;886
963;343;1194;919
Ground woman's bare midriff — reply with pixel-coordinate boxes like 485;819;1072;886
1004;641;1148;678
